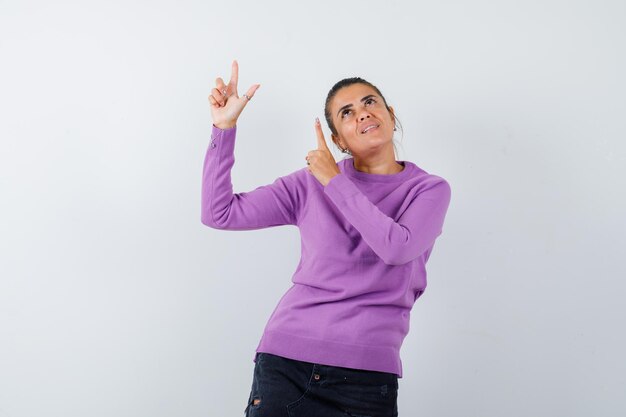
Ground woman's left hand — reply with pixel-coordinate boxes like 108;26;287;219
306;118;341;186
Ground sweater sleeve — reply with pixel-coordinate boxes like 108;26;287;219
201;124;300;230
323;173;451;265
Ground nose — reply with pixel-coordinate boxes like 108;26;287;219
358;112;371;121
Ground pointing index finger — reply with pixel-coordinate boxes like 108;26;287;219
315;117;329;150
229;60;238;90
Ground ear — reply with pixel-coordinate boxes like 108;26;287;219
388;105;395;121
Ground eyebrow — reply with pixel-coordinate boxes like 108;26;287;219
336;94;377;118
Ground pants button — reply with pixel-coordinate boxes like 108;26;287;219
313;374;320;380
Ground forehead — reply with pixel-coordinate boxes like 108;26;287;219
332;84;378;109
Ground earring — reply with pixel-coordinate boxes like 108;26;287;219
393;126;397;131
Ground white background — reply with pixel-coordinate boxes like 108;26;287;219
1;0;625;416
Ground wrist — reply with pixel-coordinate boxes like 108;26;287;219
213;122;237;130
324;172;341;187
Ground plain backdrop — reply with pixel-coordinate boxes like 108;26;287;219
1;0;625;416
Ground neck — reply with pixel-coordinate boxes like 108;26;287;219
351;153;404;175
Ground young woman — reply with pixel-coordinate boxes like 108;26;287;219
203;60;452;417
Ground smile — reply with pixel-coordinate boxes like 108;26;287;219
361;124;379;134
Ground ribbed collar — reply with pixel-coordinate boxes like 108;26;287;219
341;157;416;183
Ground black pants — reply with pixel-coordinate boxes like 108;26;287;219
244;352;399;417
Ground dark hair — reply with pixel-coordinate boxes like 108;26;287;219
323;77;403;158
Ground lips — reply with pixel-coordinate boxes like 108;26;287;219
360;123;379;134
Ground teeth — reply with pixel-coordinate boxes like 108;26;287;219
362;125;378;133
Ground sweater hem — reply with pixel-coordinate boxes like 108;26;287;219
254;329;403;378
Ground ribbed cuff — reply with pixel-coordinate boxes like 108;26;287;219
323;173;361;205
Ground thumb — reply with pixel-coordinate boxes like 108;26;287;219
242;84;260;105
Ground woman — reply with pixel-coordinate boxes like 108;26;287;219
202;60;452;417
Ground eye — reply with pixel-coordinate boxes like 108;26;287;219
341;98;377;119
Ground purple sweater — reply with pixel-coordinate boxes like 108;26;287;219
201;124;451;378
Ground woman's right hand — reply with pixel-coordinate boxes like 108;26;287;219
208;59;260;129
